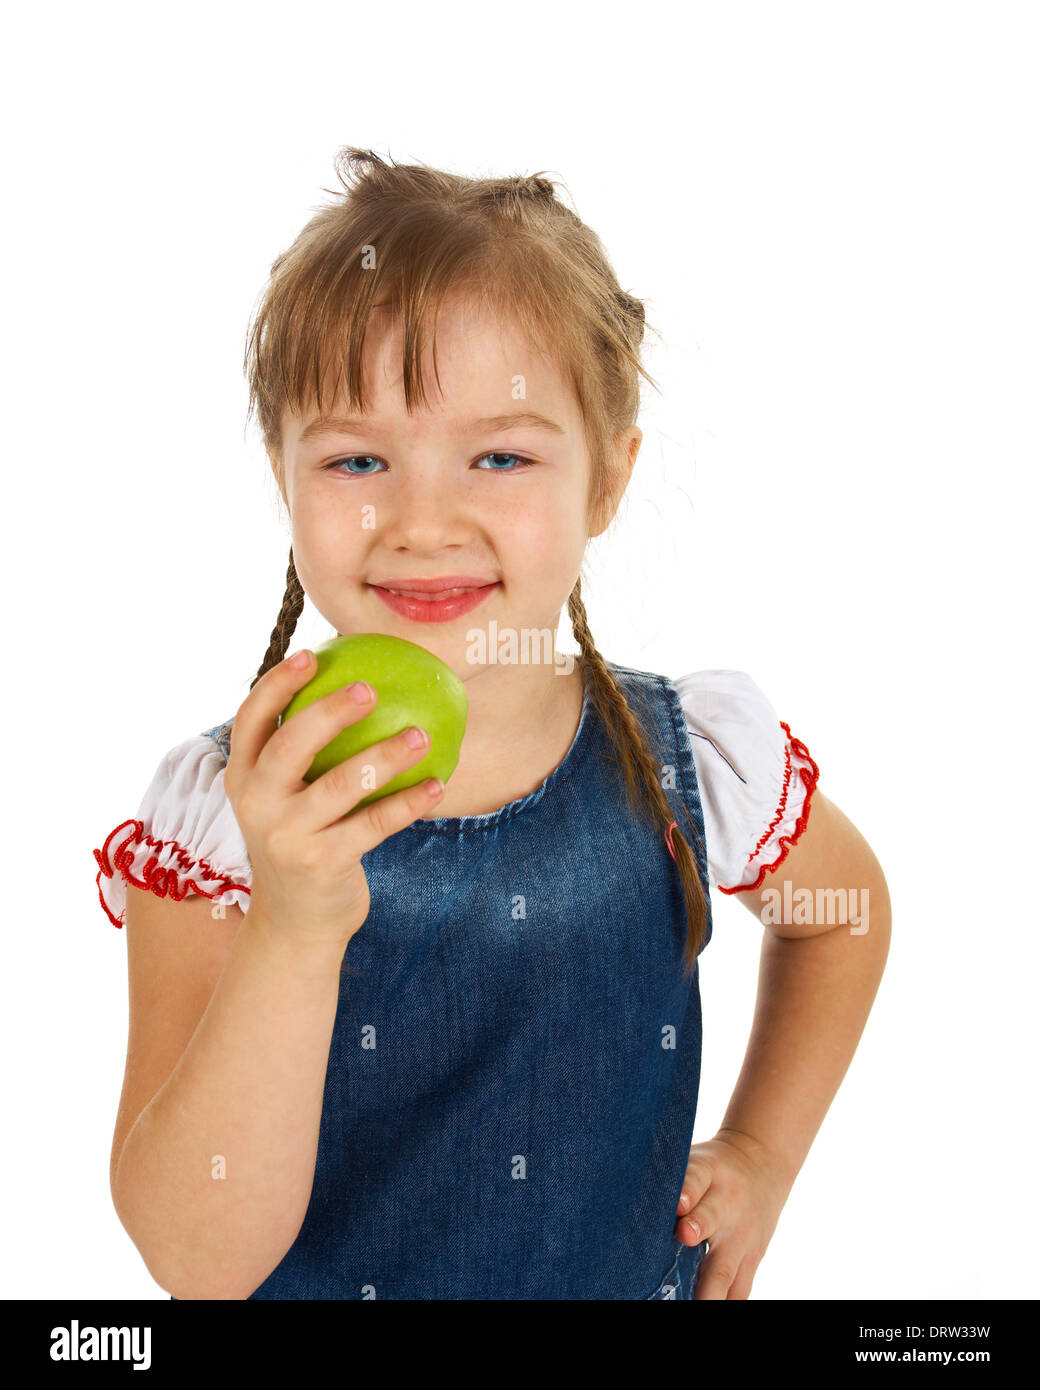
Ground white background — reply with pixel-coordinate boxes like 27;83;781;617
4;0;1037;1301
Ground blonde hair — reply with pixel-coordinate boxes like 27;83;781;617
242;147;709;975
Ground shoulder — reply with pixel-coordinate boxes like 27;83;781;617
92;724;251;929
670;669;821;894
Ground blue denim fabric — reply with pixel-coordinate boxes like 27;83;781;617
189;660;713;1300
644;1234;708;1299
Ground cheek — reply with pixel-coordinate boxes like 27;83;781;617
513;494;586;571
294;492;365;560
504;515;566;574
500;479;584;551
289;500;369;613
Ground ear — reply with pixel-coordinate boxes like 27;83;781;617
588;426;641;539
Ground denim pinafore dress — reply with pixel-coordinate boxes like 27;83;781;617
195;659;712;1300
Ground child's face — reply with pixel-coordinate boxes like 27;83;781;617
274;294;638;682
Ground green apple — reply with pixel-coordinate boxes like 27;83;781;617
278;633;468;808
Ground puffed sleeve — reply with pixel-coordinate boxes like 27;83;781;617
92;735;253;928
672;670;820;894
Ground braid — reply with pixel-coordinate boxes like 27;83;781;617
567;578;709;977
250;546;306;691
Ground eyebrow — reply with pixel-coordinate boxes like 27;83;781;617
297;410;566;445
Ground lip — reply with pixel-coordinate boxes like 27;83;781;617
370;580;499;624
368;575;497;594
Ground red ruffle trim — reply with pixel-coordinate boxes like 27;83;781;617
92;818;252;928
716;722;821;894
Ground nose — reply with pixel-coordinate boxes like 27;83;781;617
378;467;477;552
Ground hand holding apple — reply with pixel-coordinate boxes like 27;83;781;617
278;633;468;807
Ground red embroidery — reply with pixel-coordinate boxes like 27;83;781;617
93;819;251;928
717;722;821;895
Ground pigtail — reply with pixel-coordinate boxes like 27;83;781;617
249;546;306;691
567;578;709;978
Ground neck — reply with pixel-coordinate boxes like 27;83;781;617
420;652;585;818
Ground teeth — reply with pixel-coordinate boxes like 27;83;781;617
387;587;470;600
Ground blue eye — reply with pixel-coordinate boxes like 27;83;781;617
474;452;534;471
323;451;535;476
323;455;385;475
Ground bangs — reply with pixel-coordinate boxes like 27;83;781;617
262;260;595;442
246;218;647;469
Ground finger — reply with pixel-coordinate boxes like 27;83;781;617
676;1157;713;1218
322;765;445;856
678;1197;714;1244
226;650;318;788
291;722;435;837
678;1216;705;1246
693;1247;742;1302
677;1191;719;1246
255;678;378;792
725;1256;756;1301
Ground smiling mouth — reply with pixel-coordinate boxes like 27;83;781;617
380;586;474;601
372;582;498;601
368;581;500;623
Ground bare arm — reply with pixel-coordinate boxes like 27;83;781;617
111;650;443;1300
112;901;347;1301
718;790;893;1186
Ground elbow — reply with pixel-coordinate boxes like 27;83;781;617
111;1177;257;1301
162;1271;258;1301
133;1235;259;1301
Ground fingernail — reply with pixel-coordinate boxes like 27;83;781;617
347;681;373;702
682;1220;700;1242
404;725;428;748
290;650;311;668
678;1192;691;1213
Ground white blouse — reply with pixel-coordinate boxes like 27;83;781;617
92;669;820;928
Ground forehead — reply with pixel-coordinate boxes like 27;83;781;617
285;297;576;439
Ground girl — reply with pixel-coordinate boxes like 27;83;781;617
94;147;891;1301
